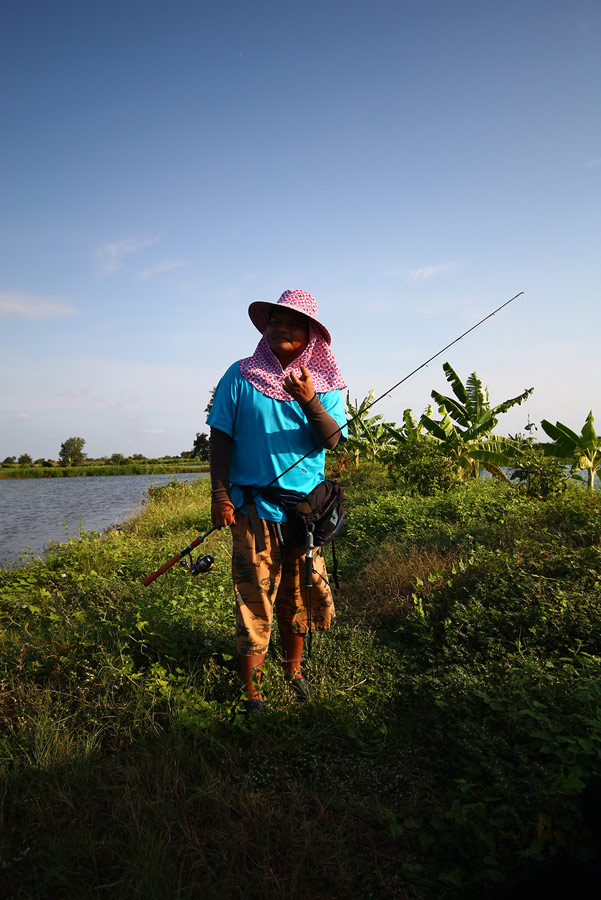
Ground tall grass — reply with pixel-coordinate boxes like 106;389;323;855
1;473;600;898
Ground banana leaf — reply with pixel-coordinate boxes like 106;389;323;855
442;362;468;405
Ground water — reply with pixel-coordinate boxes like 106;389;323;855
0;473;208;567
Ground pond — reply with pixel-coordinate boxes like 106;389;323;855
0;473;209;567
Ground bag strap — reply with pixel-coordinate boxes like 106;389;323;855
242;487;267;553
258;484;307;509
330;539;340;590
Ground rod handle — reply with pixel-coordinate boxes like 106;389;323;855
143;553;184;586
143;534;206;586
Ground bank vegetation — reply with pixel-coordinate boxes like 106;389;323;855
1;456;600;898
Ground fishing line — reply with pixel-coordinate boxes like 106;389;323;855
522;294;537;437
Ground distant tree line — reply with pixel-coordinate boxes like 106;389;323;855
3;433;211;468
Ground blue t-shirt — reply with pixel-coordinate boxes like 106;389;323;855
206;362;347;521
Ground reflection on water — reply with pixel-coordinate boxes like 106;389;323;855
0;473;208;567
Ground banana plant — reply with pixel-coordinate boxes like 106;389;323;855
540;411;600;491
345;391;395;465
420;362;534;479
420;405;519;480
383;406;435;444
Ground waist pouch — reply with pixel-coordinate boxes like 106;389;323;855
258;479;346;547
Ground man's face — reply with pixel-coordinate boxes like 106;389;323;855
266;307;310;366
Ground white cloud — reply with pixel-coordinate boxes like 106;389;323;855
139;427;165;434
12;412;31;423
584;157;601;169
407;263;455;283
60;389;92;400
57;388;140;411
137;259;186;279
94;234;159;275
0;291;77;320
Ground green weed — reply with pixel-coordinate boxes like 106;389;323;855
1;472;600;898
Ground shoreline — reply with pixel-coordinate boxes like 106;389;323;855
0;471;210;568
0;463;210;479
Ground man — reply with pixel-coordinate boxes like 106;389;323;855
207;289;347;713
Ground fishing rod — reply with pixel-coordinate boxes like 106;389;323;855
143;290;524;586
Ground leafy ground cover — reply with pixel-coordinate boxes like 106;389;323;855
1;473;600;898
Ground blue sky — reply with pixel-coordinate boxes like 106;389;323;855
1;0;599;459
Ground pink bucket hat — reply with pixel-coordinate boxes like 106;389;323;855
248;289;332;345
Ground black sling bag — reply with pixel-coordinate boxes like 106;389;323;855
256;479;346;547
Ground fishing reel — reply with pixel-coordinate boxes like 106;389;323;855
179;553;215;576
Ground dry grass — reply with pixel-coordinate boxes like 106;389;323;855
346;538;463;619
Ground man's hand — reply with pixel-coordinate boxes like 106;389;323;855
283;365;315;404
211;500;236;528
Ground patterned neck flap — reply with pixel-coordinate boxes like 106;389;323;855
239;331;346;401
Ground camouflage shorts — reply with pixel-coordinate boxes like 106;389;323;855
231;513;336;656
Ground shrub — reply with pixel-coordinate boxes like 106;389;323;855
510;444;569;499
145;477;196;504
385;441;458;495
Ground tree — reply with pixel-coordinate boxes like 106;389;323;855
191;432;210;460
18;453;33;465
541;411;601;491
59;436;86;467
420;362;533;480
204;386;217;417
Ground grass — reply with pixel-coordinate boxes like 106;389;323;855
1;472;601;898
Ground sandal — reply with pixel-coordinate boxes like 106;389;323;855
244;698;263;717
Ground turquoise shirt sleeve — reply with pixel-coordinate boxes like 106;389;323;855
205;362;240;437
